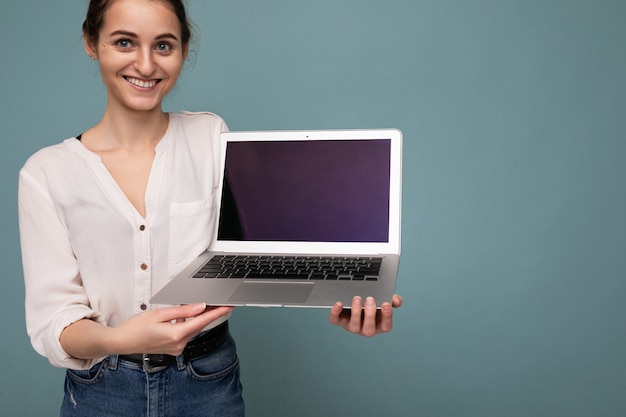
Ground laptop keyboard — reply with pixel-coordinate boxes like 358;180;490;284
193;255;382;281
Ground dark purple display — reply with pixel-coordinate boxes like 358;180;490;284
217;139;391;242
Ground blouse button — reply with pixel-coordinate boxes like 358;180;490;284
140;303;147;311
141;263;148;271
139;225;146;231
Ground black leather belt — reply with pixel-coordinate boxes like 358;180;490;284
119;321;229;372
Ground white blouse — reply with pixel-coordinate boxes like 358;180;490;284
18;112;230;369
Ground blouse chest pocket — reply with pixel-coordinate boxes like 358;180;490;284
168;197;216;277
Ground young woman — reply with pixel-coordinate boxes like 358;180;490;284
18;0;402;415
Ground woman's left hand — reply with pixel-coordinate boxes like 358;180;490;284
328;294;403;337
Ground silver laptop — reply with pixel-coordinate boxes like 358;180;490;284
151;128;402;308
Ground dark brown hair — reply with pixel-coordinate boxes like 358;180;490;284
82;0;193;48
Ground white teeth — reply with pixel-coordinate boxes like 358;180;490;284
126;77;157;88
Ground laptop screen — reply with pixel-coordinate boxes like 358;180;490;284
217;139;391;243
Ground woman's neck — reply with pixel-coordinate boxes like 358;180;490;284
88;106;170;152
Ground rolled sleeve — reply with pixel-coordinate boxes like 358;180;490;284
19;161;104;369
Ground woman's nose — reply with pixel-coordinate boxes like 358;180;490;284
134;49;156;76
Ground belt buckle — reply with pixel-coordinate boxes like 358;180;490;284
142;354;169;373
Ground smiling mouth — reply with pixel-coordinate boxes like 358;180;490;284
124;76;161;89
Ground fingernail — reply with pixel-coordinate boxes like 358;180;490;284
353;296;362;305
366;297;375;307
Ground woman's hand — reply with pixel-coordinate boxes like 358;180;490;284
328;294;403;337
111;303;234;356
60;303;234;359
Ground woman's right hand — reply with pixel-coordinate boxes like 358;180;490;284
60;304;234;359
112;303;234;356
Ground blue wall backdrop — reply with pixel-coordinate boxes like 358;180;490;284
2;1;626;416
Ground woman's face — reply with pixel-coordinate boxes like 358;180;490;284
86;0;187;113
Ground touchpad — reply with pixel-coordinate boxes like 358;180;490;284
228;282;314;304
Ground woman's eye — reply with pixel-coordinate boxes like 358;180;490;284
116;39;132;49
156;42;172;52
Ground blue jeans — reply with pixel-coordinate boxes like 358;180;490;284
60;333;244;417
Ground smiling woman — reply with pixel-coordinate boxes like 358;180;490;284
17;0;401;416
19;1;246;415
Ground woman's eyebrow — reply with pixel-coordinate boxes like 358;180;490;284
109;29;138;38
155;33;179;42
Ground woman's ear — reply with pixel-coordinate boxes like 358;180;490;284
83;35;97;60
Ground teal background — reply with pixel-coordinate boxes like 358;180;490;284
1;0;625;416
